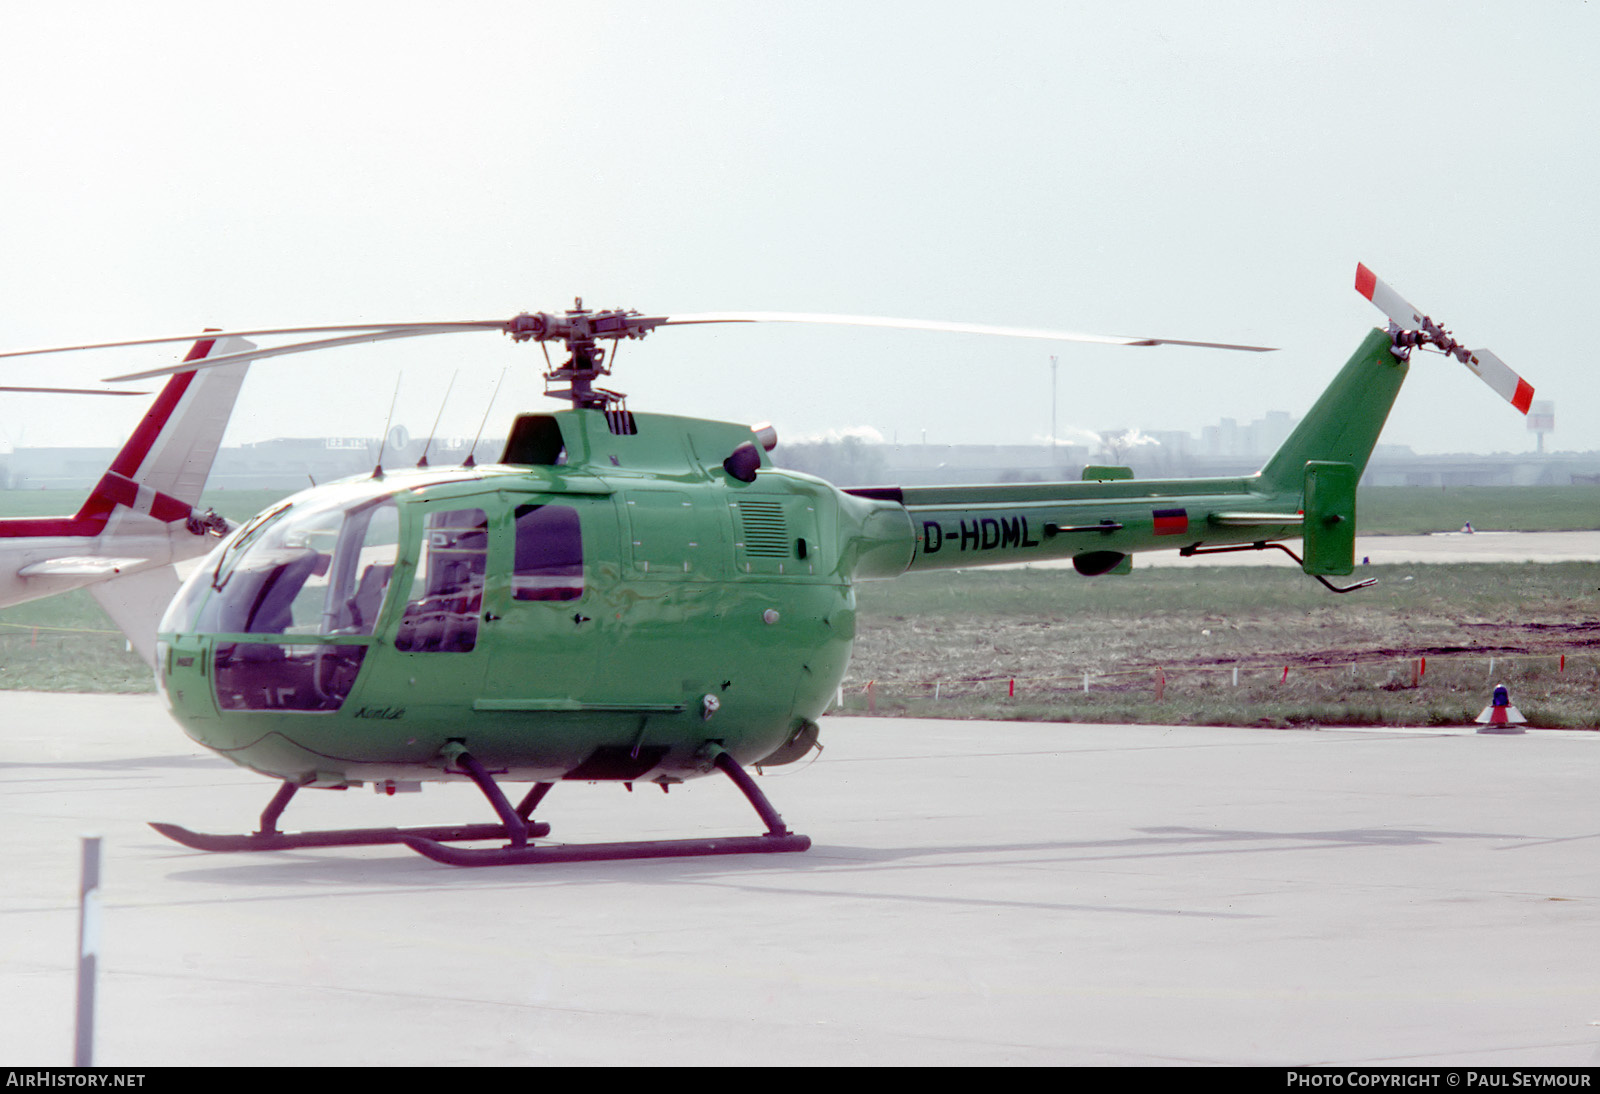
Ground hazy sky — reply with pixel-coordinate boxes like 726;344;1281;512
1;2;1594;460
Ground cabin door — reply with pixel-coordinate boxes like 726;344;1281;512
477;494;617;708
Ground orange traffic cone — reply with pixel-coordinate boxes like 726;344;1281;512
1475;684;1526;734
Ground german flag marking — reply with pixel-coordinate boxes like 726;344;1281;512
1153;508;1188;535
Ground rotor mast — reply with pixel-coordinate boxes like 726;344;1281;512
504;298;666;410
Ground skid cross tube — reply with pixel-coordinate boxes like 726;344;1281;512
151;748;808;865
399;748;811;867
712;748;795;836
517;781;555;820
452;750;529;848
150;767;553;853
258;779;300;835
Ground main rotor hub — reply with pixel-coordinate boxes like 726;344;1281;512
503;298;667;409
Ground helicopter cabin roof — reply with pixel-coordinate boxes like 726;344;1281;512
290;409;772;508
500;409;773;481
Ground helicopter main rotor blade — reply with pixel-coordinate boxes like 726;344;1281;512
1;303;1276;390
100;325;496;382
1355;263;1534;413
0;320;505;363
0;386;149;395
660;311;1277;352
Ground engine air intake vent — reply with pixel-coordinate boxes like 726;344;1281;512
735;501;789;557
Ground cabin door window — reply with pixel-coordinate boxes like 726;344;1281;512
394;507;488;652
512;503;584;601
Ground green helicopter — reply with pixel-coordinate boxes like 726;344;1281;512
0;266;1532;866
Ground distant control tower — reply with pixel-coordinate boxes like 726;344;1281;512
1527;400;1554;453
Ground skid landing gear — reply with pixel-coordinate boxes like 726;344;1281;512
400;749;811;866
150;758;554;853
151;747;810;867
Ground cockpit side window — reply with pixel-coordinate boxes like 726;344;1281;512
512;503;584;601
393;507;488;652
327;500;400;635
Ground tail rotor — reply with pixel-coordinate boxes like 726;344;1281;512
1355;263;1534;414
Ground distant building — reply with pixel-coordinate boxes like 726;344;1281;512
0;436;503;492
1199;410;1296;459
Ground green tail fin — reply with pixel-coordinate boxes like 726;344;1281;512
1257;328;1409;497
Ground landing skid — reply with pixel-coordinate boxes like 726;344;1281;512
149;820;548;853
400;749;811;867
400;833;811;866
150;765;552;853
151;747;810;867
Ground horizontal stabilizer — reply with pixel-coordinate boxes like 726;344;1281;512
1207;512;1305;528
19;556;146;577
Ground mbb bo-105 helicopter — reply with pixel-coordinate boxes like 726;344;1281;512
0;265;1533;867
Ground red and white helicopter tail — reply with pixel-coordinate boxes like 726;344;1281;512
76;333;253;536
1;335;252;663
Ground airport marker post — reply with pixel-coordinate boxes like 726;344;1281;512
75;835;101;1066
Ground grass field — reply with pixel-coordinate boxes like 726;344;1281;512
1356;484;1600;534
0;485;1595;727
0;486;300;692
841;562;1599;729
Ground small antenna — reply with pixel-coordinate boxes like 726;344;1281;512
372;376;402;479
417;370;457;468
463;363;509;469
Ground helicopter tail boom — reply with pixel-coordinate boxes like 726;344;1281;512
848;325;1412;581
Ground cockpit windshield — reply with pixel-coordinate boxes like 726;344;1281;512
168;488;400;638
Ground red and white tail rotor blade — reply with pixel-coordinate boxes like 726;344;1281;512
1354;263;1535;415
1462;347;1535;415
1354;263;1424;329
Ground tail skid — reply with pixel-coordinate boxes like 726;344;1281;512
89;565;183;666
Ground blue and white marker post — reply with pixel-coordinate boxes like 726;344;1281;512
75;835;101;1067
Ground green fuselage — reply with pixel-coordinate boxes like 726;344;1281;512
155;329;1407;790
156;412;914;788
